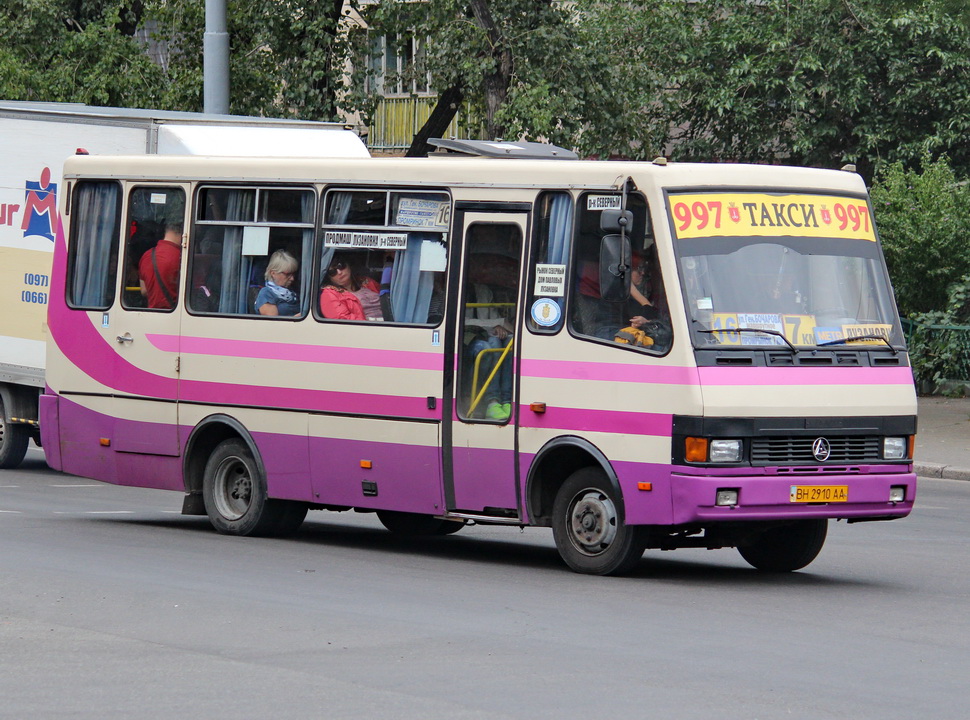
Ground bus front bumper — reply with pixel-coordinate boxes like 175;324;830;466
666;469;916;525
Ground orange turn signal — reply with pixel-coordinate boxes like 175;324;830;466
685;437;708;463
530;402;546;413
908;435;916;460
360;460;372;469
99;437;111;447
637;482;653;491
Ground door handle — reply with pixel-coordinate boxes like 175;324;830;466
116;332;133;344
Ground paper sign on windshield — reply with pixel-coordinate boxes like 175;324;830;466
668;192;877;242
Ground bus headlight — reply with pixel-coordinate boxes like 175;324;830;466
883;437;907;460
889;486;906;503
709;439;742;463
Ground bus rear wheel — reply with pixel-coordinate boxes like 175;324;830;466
0;397;30;469
202;439;306;537
738;519;828;572
552;468;644;576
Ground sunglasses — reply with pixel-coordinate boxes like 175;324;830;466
327;261;348;277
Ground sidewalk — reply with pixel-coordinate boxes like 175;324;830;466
915;396;970;480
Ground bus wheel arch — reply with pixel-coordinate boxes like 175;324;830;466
184;416;307;537
526;437;623;527
183;415;263;498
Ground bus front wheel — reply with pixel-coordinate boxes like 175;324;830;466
202;439;306;537
737;519;827;572
551;468;644;576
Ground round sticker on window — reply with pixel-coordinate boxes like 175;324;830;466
531;298;562;327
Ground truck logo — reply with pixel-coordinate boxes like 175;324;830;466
22;167;58;242
812;437;832;462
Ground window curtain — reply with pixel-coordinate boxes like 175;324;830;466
318;192;353;283
300;191;316;315
71;183;119;308
390;233;437;323
217;190;255;314
544;193;573;328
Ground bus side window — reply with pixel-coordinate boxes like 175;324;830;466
188;186;314;317
66;181;123;310
121;187;186;312
316;189;449;325
569;193;672;353
527;192;573;334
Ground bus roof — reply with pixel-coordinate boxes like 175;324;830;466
60;153;867;195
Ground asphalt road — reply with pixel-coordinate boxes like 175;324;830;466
2;446;968;720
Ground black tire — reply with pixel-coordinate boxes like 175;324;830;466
202;439;306;537
551;467;645;576
0;397;30;469
376;510;464;536
738;519;828;572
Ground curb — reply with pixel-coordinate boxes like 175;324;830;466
914;461;970;481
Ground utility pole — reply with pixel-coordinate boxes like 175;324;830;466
204;0;230;114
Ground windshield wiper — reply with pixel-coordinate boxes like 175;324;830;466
818;334;898;354
697;327;797;353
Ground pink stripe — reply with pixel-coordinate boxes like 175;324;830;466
148;334;444;372
179;380;434;417
522;358;914;387
520;358;700;385
520;407;671;436
697;366;915;386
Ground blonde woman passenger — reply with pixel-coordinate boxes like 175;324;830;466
255;250;300;316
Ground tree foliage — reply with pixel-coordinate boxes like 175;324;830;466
574;0;970;176
869;156;970;316
355;0;583;152
0;1;164;106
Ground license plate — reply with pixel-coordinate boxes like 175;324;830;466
790;485;848;503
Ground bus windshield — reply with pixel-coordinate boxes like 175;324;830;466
669;191;903;350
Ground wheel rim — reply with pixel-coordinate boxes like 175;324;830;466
212;455;253;521
566;489;619;556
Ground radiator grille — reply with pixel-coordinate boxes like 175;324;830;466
750;436;882;465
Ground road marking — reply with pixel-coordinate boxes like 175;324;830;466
85;510;135;515
51;484;102;488
0;509;23;514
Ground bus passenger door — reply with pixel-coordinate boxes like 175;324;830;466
104;184;188;457
444;211;528;517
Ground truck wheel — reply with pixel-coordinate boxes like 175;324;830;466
551;467;644;575
738;519;828;572
202;439;305;537
376;510;464;536
0;397;30;469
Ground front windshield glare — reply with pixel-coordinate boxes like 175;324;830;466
679;238;902;349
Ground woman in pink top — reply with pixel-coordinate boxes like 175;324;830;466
319;260;381;320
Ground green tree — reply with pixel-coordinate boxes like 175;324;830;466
575;0;970;176
0;0;165;106
870;156;970;316
146;0;355;120
355;0;584;155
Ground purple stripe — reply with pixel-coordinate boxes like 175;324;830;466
149;334;443;371
520;406;672;436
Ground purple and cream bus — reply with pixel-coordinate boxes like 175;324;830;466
39;141;917;575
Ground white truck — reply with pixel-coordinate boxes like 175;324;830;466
0;101;369;467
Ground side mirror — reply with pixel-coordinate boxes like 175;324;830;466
600;209;633;233
599;234;632;302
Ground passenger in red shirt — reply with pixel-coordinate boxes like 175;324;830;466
139;225;183;309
